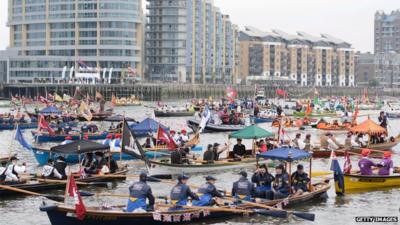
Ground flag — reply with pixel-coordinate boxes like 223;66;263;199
199;105;211;133
67;176;86;220
352;103;359;125
47;93;54;102
79;101;93;122
63;94;71;102
78;59;93;71
330;157;345;195
276;89;288;98
343;150;352;174
15;126;32;150
54;93;63;102
39;115;55;136
305;103;312;117
226;86;237;102
156;125;177;150
128;67;136;76
121;120;150;166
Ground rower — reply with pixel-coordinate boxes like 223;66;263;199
54;156;67;179
180;129;189;144
109;122;116;130
378;151;394;176
192;176;223;206
126;172;155;212
93;152;109;174
212;143;228;161
233;139;246;159
358;149;377;175
266;164;290;200
105;152;119;173
202;144;215;163
320;133;339;151
378;111;388;131
304;134;312;151
81;152;95;168
41;159;63;179
355;134;367;148
4;156;26;182
170;174;199;206
344;132;359;149
292;133;305;149
102;134;113;146
232;171;255;201
81;123;89;133
111;134;122;151
61;136;73;145
251;164;275;198
291;164;311;197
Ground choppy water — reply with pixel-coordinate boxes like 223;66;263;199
0;102;400;225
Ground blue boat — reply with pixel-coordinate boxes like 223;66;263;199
0;121;78;131
250;116;274;124
32;131;109;143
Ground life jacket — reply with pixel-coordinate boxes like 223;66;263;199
232;177;254;200
292;172;310;189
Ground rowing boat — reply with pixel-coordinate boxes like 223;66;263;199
187;119;246;133
337;171;400;193
154;110;195;117
31;131;109;143
293;111;338;118
0;170;128;196
40;203;239;225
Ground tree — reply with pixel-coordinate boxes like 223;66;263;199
368;79;380;87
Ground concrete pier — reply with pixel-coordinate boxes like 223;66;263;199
0;83;392;101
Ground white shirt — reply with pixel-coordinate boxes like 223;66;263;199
5;164;26;181
42;165;63;179
327;138;339;150
297;139;306;150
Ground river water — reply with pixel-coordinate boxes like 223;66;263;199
0;102;399;225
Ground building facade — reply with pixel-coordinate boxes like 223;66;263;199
375;10;400;54
355;52;375;87
7;0;143;83
146;0;239;84
239;27;355;87
375;52;400;88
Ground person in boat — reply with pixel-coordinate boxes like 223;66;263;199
170;174;199;206
378;151;394;176
192;176;224;206
212;143;228;161
358;149;377;176
41;159;63;180
203;144;215;163
126;172;155;212
104;152;119;174
82;152;95;168
378;111;388;131
61;136;73;145
355;133;367;148
233;139;246;159
266;164;290;200
180;129;189;144
54;156;67;179
344;132;359;149
304;134;312;151
2;156;26;182
251;164;275;198
258;140;268;153
111;133;122;152
292;133;305;150
291;164;311;197
102;134;113;146
63;123;72;135
81;123;89;133
320;133;339;151
94;152;109;174
143;137;154;148
109;122;116;130
88;123;98;133
232;171;256;201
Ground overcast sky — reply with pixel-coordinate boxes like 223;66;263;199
0;0;399;52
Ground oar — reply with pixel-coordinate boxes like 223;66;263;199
225;197;315;221
0;184;64;202
34;178;110;187
94;174;162;182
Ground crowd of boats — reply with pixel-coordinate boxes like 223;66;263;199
0;90;400;225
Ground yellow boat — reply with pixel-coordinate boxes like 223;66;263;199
337;173;400;193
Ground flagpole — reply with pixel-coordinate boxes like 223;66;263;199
8;123;18;160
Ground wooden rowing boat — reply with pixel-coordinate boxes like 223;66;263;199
31;131;109;143
187;119;246;133
154;110;195;117
40;204;239;225
0;170;128;196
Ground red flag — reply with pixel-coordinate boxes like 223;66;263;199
226;86;237;103
68;176;86;220
276;89;288;97
352;104;359;125
39;115;55;136
39;96;49;104
305;103;312;116
343;150;352;174
156;126;177;150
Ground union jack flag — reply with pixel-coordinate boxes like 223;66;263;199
152;212;162;221
172;214;181;222
163;214;172;222
183;213;192;222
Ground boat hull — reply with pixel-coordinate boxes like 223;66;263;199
340;174;400;193
154;110;195;117
32;132;109;143
250;116;274;124
187;119;245;133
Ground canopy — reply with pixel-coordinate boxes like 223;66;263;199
50;140;110;154
40;106;61;115
349;118;387;135
230;125;274;139
129;118;169;137
257;148;311;162
104;115;135;122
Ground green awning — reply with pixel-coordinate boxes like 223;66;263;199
230;125;274;139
